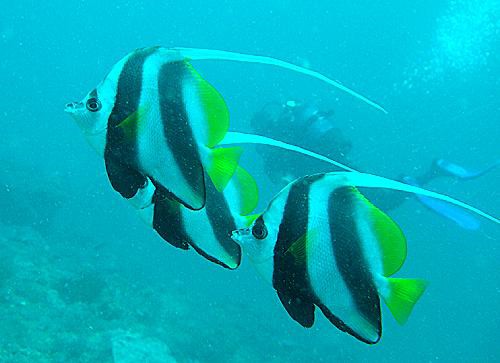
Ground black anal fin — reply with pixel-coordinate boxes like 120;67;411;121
277;290;315;328
152;189;190;250
104;155;147;199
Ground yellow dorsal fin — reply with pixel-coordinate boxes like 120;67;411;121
116;105;150;140
186;62;229;148
351;188;407;276
232;166;259;216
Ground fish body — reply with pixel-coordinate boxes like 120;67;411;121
232;173;427;344
64;40;378;269
66;46;241;211
65;44;387;212
65;46;252;268
139;165;259;269
64;44;387;269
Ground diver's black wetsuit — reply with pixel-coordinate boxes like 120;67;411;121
250;101;352;186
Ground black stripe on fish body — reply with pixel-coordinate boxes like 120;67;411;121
272;176;322;327
202;180;241;268
327;186;382;344
152;184;190;250
158;61;206;210
104;156;148;200
104;47;157;199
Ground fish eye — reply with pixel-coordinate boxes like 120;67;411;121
252;222;268;240
86;97;102;112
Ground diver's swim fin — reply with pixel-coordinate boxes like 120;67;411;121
403;176;481;230
436;158;500;180
174;47;387;114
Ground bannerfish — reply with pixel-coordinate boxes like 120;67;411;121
145;132;360;269
232;173;426;343
129;132;353;269
126;133;354;269
139;165;259;269
64;47;362;269
232;172;499;343
137;133;369;269
65;46;386;211
64;45;384;267
65;46;244;211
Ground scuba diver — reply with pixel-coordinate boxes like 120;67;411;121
249;100;499;230
250;100;353;186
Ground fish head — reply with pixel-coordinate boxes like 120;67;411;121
64;78;116;135
231;215;277;264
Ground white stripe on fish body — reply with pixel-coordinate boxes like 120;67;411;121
128;177;156;210
83;130;107;157
307;178;381;342
123;176;156;226
353;205;389;323
81;54;132;156
136;53;200;206
306;180;360;332
136;203;155;226
179;206;234;264
181;70;210;153
246;246;275;285
246;185;292;284
95;53;131;133
355;207;384;282
180;175;245;267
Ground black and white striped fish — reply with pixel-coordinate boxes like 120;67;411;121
64;45;390;210
63;45;387;268
232;172;499;343
139;165;259;269
65;46;245;211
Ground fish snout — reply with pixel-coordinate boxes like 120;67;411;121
64;101;84;114
231;227;250;243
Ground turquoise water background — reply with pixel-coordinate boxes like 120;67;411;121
1;1;499;362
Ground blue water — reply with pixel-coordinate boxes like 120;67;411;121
1;1;499;362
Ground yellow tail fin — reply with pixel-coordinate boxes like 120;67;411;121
381;277;428;325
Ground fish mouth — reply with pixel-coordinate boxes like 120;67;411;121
64;101;84;114
231;228;250;244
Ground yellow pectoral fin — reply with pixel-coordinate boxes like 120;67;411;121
285;229;318;264
116;104;150;140
286;233;307;262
